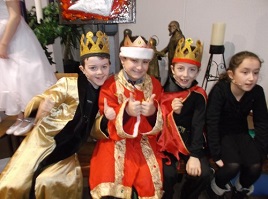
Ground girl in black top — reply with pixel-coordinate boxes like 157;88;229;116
206;51;268;198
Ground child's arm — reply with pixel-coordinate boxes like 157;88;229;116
103;98;116;120
252;86;268;159
24;77;76;120
171;97;184;114
0;0;20;58
206;85;225;162
188;94;207;158
35;97;55;123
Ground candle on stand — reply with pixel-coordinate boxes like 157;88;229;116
210;23;226;46
34;0;43;24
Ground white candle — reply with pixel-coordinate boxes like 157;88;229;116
210;23;226;45
34;0;43;24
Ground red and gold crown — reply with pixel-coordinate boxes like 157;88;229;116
80;31;110;59
120;35;154;60
172;38;203;67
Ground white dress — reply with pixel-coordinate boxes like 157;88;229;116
0;1;57;115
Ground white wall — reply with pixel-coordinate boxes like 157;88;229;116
24;0;119;74
118;0;268;96
25;0;268;98
25;0;62;72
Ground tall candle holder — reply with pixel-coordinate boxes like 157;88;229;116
202;23;227;90
201;45;226;90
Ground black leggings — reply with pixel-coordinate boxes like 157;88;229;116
162;155;213;199
215;162;262;189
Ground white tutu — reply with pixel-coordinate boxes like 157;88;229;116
0;1;57;115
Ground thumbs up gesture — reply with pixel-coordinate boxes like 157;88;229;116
141;94;156;116
126;93;142;117
104;98;116;120
172;97;184;114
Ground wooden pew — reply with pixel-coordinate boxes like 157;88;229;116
1;74;268;188
0;73;78;160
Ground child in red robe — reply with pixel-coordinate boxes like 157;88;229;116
89;34;164;199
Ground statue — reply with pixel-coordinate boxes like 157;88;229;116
161;20;185;75
148;36;165;81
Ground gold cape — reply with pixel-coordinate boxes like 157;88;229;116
0;77;83;199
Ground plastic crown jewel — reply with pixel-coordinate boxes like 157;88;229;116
173;38;203;67
80;31;109;57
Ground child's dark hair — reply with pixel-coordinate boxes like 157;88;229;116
80;55;111;67
219;51;263;81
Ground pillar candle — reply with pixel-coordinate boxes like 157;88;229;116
210;23;226;46
34;0;43;24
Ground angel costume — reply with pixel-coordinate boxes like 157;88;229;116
0;0;56;115
0;77;82;199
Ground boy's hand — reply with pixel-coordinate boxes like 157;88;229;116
141;94;156;116
126;93;141;117
35;97;55;122
172;97;183;114
186;156;201;176
104;98;116;120
215;159;224;167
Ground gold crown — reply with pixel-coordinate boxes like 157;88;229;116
123;35;151;48
173;38;203;67
80;31;110;58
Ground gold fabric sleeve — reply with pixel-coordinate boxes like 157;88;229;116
90;115;109;140
0;77;81;199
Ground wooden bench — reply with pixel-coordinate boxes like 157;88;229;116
0;73;79;157
1;73;268;187
77;140;268;180
0;116;24;158
77;140;96;178
55;72;78;79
